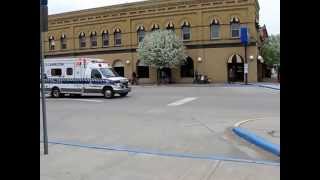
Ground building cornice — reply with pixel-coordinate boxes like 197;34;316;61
48;0;256;27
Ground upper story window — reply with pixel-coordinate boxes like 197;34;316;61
137;26;145;43
166;21;175;31
151;24;160;31
48;36;55;50
114;28;121;46
210;19;220;39
79;32;86;48
230;17;240;38
90;31;97;47
60;34;67;49
102;30;109;47
181;21;191;41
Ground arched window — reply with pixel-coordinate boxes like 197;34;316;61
114;28;121;46
136;60;149;78
79;32;86;48
181;21;191;41
60;34;67;49
166;21;175;31
227;54;244;82
181;57;194;77
102;30;109;47
48;36;55;50
210;19;220;39
151;24;160;31
230;17;240;38
90;32;97;47
137;26;145;43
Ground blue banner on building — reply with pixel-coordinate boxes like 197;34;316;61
240;27;249;45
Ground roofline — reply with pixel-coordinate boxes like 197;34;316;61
49;0;180;18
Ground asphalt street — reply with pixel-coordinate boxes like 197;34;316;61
40;86;280;161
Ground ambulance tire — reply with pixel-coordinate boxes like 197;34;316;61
51;88;61;98
103;87;114;99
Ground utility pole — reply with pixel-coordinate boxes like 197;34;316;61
40;0;49;155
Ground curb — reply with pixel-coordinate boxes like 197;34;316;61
255;84;280;90
232;127;280;157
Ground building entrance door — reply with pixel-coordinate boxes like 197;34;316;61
160;68;172;84
227;54;244;83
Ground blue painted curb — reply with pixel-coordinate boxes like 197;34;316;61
257;85;280;90
232;127;280;156
40;140;280;166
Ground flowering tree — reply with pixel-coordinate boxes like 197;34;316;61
137;30;186;83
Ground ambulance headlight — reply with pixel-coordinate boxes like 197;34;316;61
115;83;122;87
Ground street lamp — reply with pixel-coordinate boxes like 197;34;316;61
194;57;202;82
258;55;264;63
249;55;254;61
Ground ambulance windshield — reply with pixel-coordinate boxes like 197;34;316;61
99;68;119;77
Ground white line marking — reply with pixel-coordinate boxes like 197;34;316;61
168;97;198;106
234;117;279;127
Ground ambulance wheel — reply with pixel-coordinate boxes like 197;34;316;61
103;88;114;99
119;92;128;97
51;88;61;98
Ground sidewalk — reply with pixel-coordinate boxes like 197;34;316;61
252;83;280;90
233;117;280;157
40;143;279;180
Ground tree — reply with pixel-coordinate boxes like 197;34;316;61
137;30;187;84
261;34;280;66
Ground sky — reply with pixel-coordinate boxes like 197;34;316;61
48;0;279;35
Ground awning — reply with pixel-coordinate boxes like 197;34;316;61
211;18;219;25
230;16;240;23
167;21;174;28
181;21;190;27
114;28;121;33
137;26;145;31
228;54;244;63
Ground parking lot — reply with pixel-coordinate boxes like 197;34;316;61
40;85;280;179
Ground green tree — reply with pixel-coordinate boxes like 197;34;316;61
137;30;187;84
261;34;280;66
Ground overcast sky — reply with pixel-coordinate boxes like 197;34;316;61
48;0;279;35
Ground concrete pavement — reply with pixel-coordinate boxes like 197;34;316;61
40;143;279;180
41;86;279;179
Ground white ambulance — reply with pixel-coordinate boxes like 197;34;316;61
41;57;131;98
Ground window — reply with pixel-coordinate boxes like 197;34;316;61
49;36;55;50
51;69;62;76
61;34;67;49
66;68;73;75
137;26;145;43
90;32;97;47
230;17;240;38
180;57;194;77
79;32;86;48
102;31;109;47
91;69;102;79
114;29;121;46
136;60;149;78
166;22;175;31
210;19;220;39
181;21;191;40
